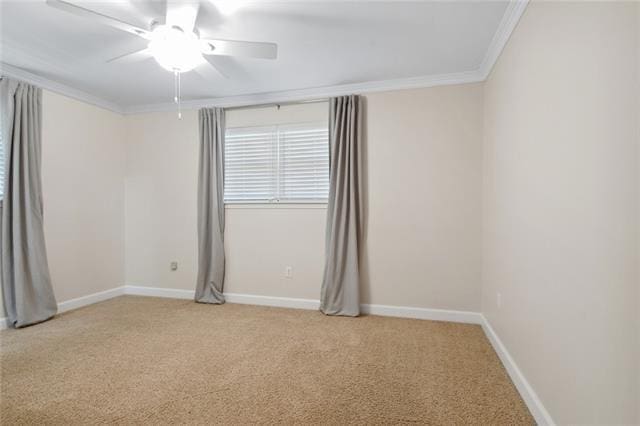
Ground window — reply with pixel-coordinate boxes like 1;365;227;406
224;123;329;203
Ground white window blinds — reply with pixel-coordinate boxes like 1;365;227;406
224;123;329;203
225;126;278;202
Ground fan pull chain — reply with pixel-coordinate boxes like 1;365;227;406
173;69;178;103
173;69;182;120
178;71;182;119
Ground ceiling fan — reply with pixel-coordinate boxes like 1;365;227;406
45;0;278;117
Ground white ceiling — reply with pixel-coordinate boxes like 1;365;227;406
0;1;516;111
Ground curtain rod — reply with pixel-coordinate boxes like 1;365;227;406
224;98;328;111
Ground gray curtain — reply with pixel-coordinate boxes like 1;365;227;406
1;77;57;328
195;107;226;304
320;95;364;317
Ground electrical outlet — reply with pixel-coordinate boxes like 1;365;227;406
170;261;178;271
497;292;502;309
285;266;293;279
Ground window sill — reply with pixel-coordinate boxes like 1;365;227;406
224;203;327;210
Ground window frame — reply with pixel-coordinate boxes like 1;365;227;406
223;121;330;206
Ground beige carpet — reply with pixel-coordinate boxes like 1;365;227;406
0;296;533;425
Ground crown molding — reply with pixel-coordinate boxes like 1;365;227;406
1;1;528;116
478;0;529;80
124;0;529;114
123;70;485;114
0;62;124;114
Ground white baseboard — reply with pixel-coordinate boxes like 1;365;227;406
481;316;555;426
125;285;194;300
57;286;126;313
123;285;480;324
125;285;320;311
0;286;126;330
124;285;320;310
225;293;320;310
362;303;483;324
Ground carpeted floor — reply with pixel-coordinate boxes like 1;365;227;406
0;296;533;425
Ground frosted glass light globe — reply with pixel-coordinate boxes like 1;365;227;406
149;25;203;73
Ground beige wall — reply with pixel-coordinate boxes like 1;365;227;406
124;103;329;300
124;84;483;311
225;103;328;300
42;91;126;304
363;85;482;310
482;1;639;424
0;90;126;318
124;109;199;294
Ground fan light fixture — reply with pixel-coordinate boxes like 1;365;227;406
147;24;205;118
148;25;203;73
45;0;278;119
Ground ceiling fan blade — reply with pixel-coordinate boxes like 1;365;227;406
200;39;277;60
203;55;250;80
45;0;152;39
165;1;200;33
195;59;228;80
106;48;153;64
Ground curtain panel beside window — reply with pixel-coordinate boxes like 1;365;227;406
320;95;364;317
0;77;58;328
195;107;226;304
